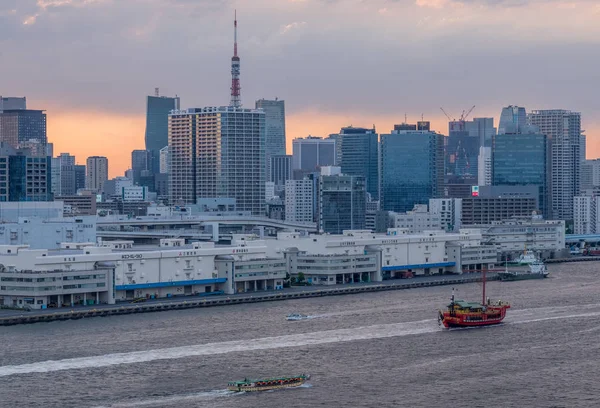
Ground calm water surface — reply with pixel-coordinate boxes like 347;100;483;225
1;262;600;407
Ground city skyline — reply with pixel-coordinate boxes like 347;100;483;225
1;0;598;177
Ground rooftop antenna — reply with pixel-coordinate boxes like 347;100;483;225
404;113;407;123
155;88;159;97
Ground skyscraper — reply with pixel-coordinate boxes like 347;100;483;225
465;117;496;148
131;149;151;186
144;91;180;174
292;136;336;172
74;165;86;191
256;98;285;181
270;155;292;189
86;156;109;193
334;126;378;199
0;96;26;112
380;127;444;212
159;146;169;174
319;172;366;234
446;128;479;181
50;153;77;196
0;109;47;148
168;106;265;215
498;106;527;135
285;179;314;224
0;142;50;201
492;130;552;219
477;147;492;186
528;109;582;220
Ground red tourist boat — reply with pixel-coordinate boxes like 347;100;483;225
438;270;510;328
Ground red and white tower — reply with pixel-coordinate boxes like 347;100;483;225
230;11;241;108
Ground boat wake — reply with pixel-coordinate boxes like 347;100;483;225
91;389;240;408
2;303;600;378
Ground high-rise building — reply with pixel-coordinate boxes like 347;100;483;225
498;106;527;135
446;128;479;181
380;128;444;213
465;117;496;148
528;109;582;220
0;109;47;148
319;169;366;234
492;129;551;219
74;165;86;191
168;106;265;215
334;126;378;199
292;136;336;173
50;153;77;196
131;149;151;186
477;147;492;186
159;146;169;174
574;195;600;234
0;96;26;112
86;156;108;193
270;155;292;189
285;179;314;224
144;91;180;174
0;143;50;202
256;99;285;181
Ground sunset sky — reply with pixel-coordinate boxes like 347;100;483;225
1;0;599;178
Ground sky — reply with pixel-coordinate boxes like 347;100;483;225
1;0;599;178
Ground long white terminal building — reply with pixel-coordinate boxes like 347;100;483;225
0;228;496;309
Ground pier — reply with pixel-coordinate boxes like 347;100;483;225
0;273;499;326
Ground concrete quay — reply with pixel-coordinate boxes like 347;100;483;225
0;273;498;326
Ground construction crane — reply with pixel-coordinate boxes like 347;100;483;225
460;105;476;122
440;107;455;122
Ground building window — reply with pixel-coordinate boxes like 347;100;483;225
127;263;133;272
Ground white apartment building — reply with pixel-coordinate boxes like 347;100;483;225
528;110;582;220
477;146;492;186
429;198;462;232
285;179;313;224
159;146;169;174
169;107;266;215
574;195;600;234
265;182;276;200
389;205;442;234
86;156;109;193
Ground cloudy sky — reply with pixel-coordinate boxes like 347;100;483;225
1;0;599;177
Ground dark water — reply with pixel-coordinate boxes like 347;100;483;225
2;263;600;408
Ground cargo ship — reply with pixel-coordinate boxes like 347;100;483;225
438;270;510;328
227;374;310;392
498;260;548;281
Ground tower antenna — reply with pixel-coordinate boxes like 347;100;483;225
229;10;241;107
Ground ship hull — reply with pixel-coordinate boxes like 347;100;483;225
228;380;305;392
442;318;505;328
439;306;509;329
498;273;547;281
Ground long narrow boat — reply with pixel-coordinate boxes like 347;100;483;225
438;270;510;328
227;374;310;392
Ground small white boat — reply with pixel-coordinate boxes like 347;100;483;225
286;313;309;321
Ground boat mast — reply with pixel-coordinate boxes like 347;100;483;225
482;268;486;305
